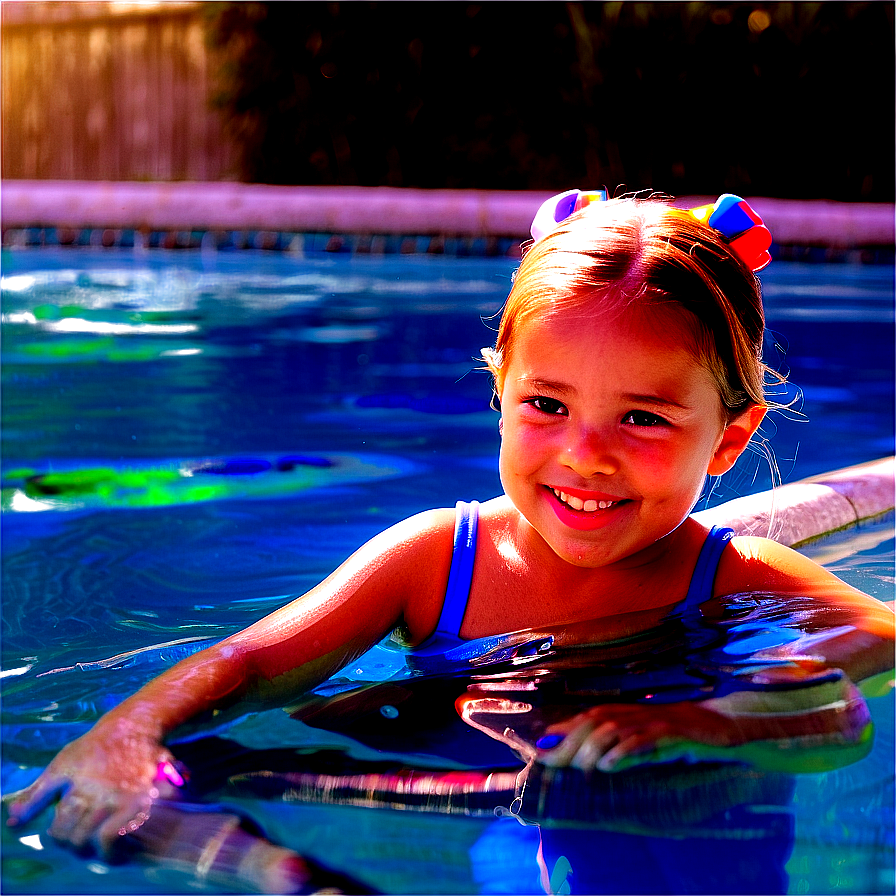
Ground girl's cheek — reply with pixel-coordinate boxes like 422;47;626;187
515;424;560;456
622;439;689;482
501;424;552;470
639;441;710;485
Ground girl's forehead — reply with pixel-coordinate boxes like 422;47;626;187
501;301;720;391
513;300;701;353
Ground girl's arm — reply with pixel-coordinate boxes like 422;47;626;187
5;509;455;854
537;537;894;773
714;536;896;684
535;663;876;774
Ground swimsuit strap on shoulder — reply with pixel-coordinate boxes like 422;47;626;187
435;500;480;638
684;525;735;608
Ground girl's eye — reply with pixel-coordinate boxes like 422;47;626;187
527;396;568;416
622;410;666;427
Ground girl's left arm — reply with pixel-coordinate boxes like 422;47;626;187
537;537;893;773
713;536;895;684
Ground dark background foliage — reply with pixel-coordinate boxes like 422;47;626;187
205;1;894;201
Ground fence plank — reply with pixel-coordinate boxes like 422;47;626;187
1;3;236;181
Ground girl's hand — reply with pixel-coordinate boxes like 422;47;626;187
535;702;740;772
534;663;876;774
5;717;182;856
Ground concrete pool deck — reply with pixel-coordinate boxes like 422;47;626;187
2;181;894;251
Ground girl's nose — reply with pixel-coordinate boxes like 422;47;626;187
562;426;618;477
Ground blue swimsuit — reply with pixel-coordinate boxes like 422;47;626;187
431;500;734;642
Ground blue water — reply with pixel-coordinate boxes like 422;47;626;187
1;249;893;894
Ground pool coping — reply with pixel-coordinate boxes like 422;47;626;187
2;181;894;260
694;456;896;548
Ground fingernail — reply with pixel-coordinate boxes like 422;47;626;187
536;733;565;750
156;760;185;788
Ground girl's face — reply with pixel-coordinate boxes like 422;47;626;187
497;304;758;569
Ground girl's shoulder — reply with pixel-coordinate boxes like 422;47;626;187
712;535;894;667
370;505;461;643
382;505;458;550
477;494;517;522
715;533;881;609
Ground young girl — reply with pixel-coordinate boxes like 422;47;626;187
7;192;894;868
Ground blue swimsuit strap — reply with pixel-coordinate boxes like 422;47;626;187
430;508;730;643
683;525;735;608
435;500;480;638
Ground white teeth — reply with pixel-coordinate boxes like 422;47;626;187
552;489;618;512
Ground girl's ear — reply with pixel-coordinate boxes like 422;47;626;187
707;404;767;476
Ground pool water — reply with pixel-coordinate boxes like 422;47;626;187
1;248;893;894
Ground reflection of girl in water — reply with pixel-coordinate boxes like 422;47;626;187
455;597;858;895
8;192;894;894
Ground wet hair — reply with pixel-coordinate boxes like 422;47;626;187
484;196;783;420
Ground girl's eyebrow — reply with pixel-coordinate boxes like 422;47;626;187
621;392;691;412
519;377;576;396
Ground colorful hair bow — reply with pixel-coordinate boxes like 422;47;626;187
530;188;608;243
687;193;772;272
529;189;772;273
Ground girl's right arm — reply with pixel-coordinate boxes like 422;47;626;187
5;509;455;854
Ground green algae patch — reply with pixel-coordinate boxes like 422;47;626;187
1;453;411;512
21;337;116;359
32;303;84;321
23;467;197;506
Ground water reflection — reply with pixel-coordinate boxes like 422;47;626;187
7;581;889;893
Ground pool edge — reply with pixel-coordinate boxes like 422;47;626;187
694;457;896;546
2;182;894;258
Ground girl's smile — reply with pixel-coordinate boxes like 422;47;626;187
548;486;630;530
496;304;756;569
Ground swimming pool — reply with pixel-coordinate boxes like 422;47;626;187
1;248;893;894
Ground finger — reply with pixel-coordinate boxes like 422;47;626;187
46;779;144;849
66;797;127;852
95;800;153;856
47;793;92;847
6;774;67;827
597;732;667;772
568;720;640;770
537;718;599;767
569;734;607;771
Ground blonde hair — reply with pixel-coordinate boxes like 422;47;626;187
484;197;781;420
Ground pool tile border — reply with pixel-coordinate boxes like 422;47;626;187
0;226;526;258
2;226;893;265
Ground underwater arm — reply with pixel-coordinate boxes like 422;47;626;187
538;683;871;774
538;539;893;773
5;641;252;850
5;509;455;853
534;665;876;774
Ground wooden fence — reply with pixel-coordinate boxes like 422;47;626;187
1;1;237;181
